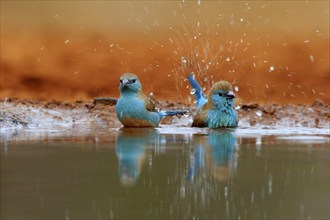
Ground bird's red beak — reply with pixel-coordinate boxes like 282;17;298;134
226;90;236;99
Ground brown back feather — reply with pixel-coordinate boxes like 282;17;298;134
191;105;209;127
139;92;157;112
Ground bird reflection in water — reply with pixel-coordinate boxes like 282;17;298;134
115;128;154;186
188;129;237;182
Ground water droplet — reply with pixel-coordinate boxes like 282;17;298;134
268;175;273;194
235;106;241;110
65;209;70;220
181;56;187;64
269;66;275;72
309;55;314;62
148;155;152;166
256;137;261;145
256;110;262;117
190;88;196;95
64;40;70;44
234;86;239;91
150;92;154;96
226;57;231;62
180;186;186;198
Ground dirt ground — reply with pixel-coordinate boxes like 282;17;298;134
1;28;329;131
1;97;329;131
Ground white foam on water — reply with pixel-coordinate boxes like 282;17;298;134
157;125;330;136
276;136;330;143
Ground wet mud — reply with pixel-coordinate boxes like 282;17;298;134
1;98;329;132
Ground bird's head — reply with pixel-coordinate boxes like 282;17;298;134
207;81;236;109
119;73;142;94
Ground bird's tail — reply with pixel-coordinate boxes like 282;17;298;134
158;109;188;118
188;73;207;108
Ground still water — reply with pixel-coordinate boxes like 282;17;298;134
1;128;329;220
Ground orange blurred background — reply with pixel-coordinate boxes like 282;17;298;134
1;1;329;104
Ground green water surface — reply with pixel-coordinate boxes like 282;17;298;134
1;129;329;220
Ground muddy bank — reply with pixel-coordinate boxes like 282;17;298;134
1;98;329;132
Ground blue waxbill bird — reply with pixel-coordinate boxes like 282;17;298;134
116;73;187;127
188;73;238;128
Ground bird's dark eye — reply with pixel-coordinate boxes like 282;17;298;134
120;79;123;83
132;79;136;83
219;92;223;97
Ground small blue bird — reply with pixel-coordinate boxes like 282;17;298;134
188;73;238;128
116;73;187;127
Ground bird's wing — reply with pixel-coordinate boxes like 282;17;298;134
191;108;208;127
140;93;157;112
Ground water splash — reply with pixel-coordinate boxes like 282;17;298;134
181;56;187;64
269;66;275;72
256;110;262;117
